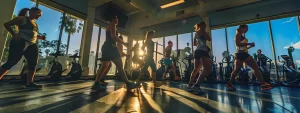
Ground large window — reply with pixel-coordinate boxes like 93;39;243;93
246;21;275;79
226;26;239;55
271;17;300;79
178;33;192;75
152;37;164;67
211;29;227;64
88;25;99;75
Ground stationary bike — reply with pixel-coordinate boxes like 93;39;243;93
168;50;181;81
66;53;84;80
46;51;66;81
219;53;234;83
279;46;300;86
252;53;272;84
182;54;194;82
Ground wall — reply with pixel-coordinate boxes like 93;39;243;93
209;0;300;27
0;0;17;63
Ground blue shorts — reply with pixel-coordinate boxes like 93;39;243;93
163;58;172;66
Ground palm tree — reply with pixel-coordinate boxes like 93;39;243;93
59;14;83;55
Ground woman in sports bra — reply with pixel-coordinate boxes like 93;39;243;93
186;22;212;94
225;24;272;91
92;14;139;90
0;7;45;89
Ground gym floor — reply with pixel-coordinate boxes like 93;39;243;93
0;80;298;113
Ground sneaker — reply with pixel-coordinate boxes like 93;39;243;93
225;82;236;91
91;82;106;90
100;81;108;85
154;82;163;87
126;82;141;90
25;82;44;89
191;85;205;94
186;84;194;92
261;83;272;90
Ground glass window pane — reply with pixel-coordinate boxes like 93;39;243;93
88;25;99;75
271;17;300;78
152;37;164;67
227;26;239;56
246;21;274;79
178;33;192;75
211;29;227;65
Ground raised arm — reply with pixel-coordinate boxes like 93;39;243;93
4;16;24;37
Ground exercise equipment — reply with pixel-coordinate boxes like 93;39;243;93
218;52;234;83
237;66;250;83
182;54;194;82
252;53;272;84
279;46;300;86
206;56;218;82
45;51;66;81
168;50;181;81
66;53;84;80
156;58;165;81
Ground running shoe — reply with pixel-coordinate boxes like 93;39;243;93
154;81;163;87
261;83;273;90
186;84;194;92
25;82;44;89
191;85;205;94
100;81;108;85
91;82;106;90
225;82;236;91
126;82;141;90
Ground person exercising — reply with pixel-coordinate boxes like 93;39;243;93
184;42;191;54
162;41;178;81
186;22;211;94
137;30;161;87
225;24;272;91
0;7;45;88
256;49;268;66
99;32;127;85
131;43;144;68
92;14;139;90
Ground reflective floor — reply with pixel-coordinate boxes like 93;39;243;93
0;80;298;113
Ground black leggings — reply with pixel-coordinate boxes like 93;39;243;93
2;38;39;70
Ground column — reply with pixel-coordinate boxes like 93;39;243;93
0;0;17;64
202;16;212;57
80;6;95;76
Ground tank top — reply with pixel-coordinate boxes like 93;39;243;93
195;33;208;51
18;17;38;43
146;39;154;57
236;35;248;53
105;30;117;47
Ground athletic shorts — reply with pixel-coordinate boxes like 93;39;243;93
163;58;172;66
101;42;121;61
235;52;250;61
194;50;210;59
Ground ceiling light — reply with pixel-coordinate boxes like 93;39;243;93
160;0;185;9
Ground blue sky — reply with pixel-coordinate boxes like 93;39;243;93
14;0;300;67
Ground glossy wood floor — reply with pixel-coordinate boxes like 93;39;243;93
0;80;298;113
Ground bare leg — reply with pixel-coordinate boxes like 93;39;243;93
195;57;212;84
228;60;242;84
162;65;169;80
95;61;111;82
171;63;177;79
112;58;130;83
27;70;36;85
99;62;111;82
189;59;201;84
244;56;266;85
0;67;9;80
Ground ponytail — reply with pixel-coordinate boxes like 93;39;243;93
18;8;30;17
145;30;155;40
